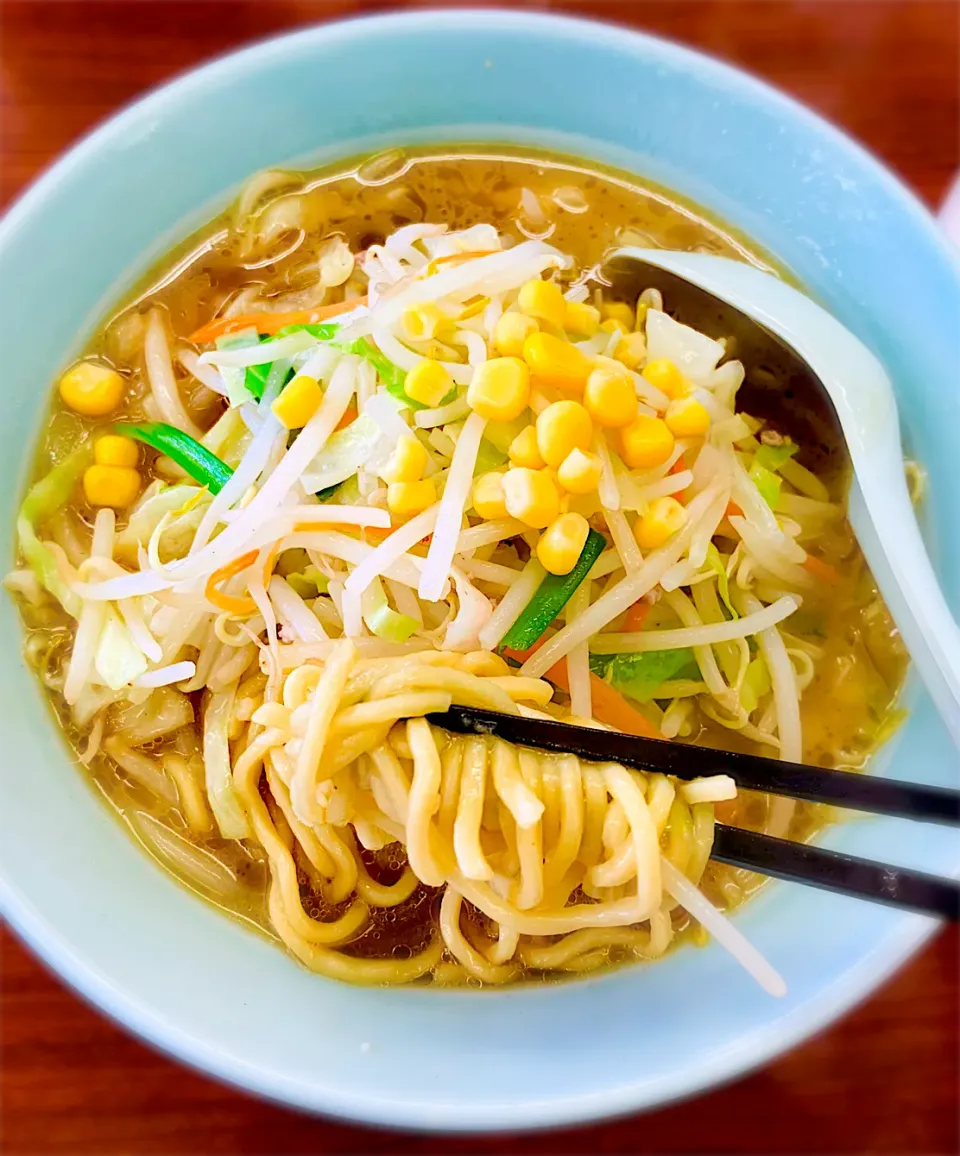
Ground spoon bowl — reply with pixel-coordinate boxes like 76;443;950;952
609;248;960;751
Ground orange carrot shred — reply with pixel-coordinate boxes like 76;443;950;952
205;549;258;615
802;554;841;584
502;642;661;740
622;600;650;633
334;405;358;432
189;296;367;344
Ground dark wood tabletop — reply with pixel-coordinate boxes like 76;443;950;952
1;2;958;1153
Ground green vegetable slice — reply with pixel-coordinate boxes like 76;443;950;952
361;576;418;643
473;437;508;477
705;543;738;619
739;655;772;714
589;648;700;703
754;441;798;473
117;421;234;494
748;459;782;510
16;441;93;616
500;529;607;651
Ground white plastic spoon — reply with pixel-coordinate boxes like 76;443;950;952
613;248;960;751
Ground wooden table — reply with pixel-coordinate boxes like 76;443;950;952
1;3;957;1152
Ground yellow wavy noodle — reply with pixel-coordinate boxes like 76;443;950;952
88;644;726;985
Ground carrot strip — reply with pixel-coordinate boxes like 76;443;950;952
725;501;743;518
260;543;281;588
334;404;358;432
802;554;841;584
205;549;258;615
622;600;650;633
502;643;660;740
189;296;367;344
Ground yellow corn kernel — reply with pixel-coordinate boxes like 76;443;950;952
517;278;567;329
665;396;711;438
557;447;603;495
536;512;590;576
635;496;688;550
620;414;675;469
387;478;437;518
508;424;545;470
601;318;629;338
564;301;601;339
467;357;530;422
271;374;323;430
379;434;429;484
502;467;561;529
522;331;592;393
583;363;639;429
614;331;647;372
94;435;139;468
535;399;593;469
82;464;141;509
59;361;125;417
601;301;636;331
405;359;454;407
403;303;448;341
493;312;538;358
472;471;508;519
642;357;689;399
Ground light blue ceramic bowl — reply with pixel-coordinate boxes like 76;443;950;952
0;10;958;1133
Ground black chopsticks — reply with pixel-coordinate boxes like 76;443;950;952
428;706;960;920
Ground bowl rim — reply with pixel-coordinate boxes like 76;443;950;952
0;7;955;1132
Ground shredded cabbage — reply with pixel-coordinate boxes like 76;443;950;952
17;442;93;617
94;611;149;689
590;649;700;702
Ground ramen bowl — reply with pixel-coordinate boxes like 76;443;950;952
0;10;958;1132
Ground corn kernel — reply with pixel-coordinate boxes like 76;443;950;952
403;303;448;341
601;301;636;331
379;434;429;484
584;363;639;429
564;301;601;339
537;512;590;575
557;448;603;495
59;361;125;417
387;478;437;518
600;318;629;337
614;331;647;372
467;357;530;422
493;312;538;358
405;359;454;407
665;396;711;438
517;278;567;329
620;414;675;469
522;331;592;393
502;467;561;529
642;357;689;399
83;464;141;509
271;374;323;430
94;435;139;468
472;471;508;519
535;400;593;469
635;496;688;550
508;425;545;470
